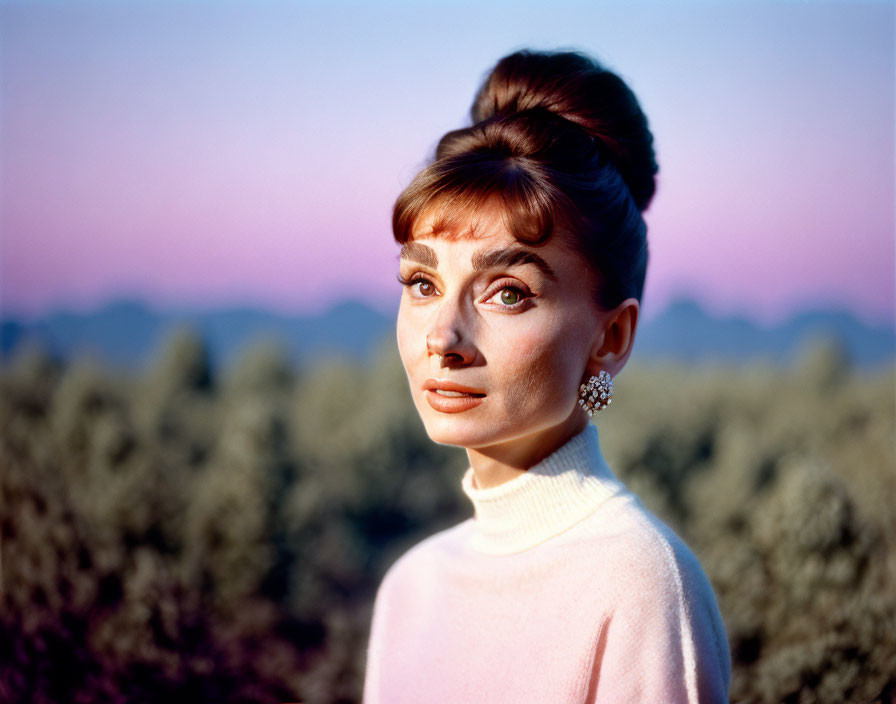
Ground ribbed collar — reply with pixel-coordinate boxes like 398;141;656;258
460;424;622;555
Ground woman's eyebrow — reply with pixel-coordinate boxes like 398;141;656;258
472;247;558;282
399;242;438;268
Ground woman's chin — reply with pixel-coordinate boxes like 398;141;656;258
421;417;500;449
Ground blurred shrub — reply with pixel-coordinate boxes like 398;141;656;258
598;337;896;703
1;331;893;703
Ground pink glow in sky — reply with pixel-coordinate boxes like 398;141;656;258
1;1;893;326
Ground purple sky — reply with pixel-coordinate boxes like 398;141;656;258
1;1;893;326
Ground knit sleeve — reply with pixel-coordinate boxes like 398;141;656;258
587;528;731;703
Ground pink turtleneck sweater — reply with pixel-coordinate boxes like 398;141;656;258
363;424;731;703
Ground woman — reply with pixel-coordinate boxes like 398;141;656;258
363;49;731;703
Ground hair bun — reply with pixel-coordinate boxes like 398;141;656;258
470;50;658;211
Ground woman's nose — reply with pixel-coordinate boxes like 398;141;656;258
425;304;475;366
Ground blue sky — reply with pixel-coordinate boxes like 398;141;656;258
1;0;893;325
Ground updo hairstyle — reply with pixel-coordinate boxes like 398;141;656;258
392;49;658;311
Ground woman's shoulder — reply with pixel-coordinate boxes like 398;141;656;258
375;518;475;596
561;489;718;605
577;490;733;698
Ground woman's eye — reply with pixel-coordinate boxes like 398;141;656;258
397;273;438;298
486;285;530;308
499;289;521;305
416;279;436;296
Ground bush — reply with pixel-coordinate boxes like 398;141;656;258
1;332;893;703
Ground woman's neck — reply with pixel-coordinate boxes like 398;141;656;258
465;414;589;489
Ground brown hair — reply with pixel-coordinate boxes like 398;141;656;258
392;49;658;310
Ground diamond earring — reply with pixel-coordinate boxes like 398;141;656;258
578;371;613;417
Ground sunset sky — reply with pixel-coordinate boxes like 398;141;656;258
1;0;893;326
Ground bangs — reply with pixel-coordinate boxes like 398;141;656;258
392;152;576;245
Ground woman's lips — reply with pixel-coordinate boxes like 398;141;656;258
423;379;486;413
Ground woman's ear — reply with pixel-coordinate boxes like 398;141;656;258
586;297;639;377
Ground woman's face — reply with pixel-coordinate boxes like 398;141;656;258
396;203;607;454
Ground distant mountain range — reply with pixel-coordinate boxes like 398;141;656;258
634;299;894;369
1;297;893;372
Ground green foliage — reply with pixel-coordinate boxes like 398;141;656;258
1;331;893;703
597;338;896;704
